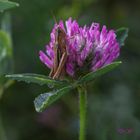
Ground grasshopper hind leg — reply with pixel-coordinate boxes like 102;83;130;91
49;68;54;77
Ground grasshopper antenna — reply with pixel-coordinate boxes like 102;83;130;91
51;10;58;25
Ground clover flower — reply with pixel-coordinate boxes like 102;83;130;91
39;18;120;77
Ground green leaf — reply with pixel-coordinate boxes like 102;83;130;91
34;86;73;112
6;73;69;87
0;13;14;99
0;30;13;75
0;0;19;11
116;27;128;47
78;61;122;84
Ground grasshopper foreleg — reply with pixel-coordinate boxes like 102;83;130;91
53;52;67;79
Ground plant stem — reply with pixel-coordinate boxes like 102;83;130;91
78;85;87;140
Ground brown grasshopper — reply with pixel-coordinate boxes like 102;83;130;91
49;25;68;79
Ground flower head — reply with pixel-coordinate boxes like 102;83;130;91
39;18;120;78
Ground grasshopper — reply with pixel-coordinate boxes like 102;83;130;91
49;25;68;79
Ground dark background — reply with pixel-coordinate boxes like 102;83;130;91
0;0;140;140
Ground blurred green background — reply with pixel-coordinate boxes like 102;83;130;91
0;0;140;140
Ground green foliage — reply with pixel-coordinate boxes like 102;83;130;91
0;14;13;98
34;85;73;112
0;12;17;98
0;0;19;11
78;61;122;84
6;73;69;87
0;30;13;75
116;27;128;47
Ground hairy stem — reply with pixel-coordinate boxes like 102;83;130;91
78;85;87;140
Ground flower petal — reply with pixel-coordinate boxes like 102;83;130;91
39;51;53;69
